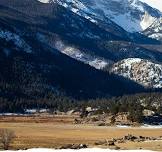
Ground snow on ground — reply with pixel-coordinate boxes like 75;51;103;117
116;125;162;129
38;0;49;3
0;29;32;53
54;40;108;69
149;33;162;40
141;124;162;129
3;148;157;152
116;125;132;128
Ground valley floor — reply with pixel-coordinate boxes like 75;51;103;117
0;115;162;151
2;148;158;152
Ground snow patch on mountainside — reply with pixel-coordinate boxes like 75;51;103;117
0;30;32;53
140;0;162;12
140;12;157;31
38;0;49;3
51;0;98;24
111;58;162;88
55;40;108;69
143;17;162;40
87;0;158;32
149;33;162;40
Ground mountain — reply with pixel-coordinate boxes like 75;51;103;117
39;0;162;33
0;0;162;105
143;18;162;41
0;23;144;100
0;0;148;102
37;0;162;89
111;58;162;88
40;0;162;42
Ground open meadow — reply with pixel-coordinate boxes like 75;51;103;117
0;115;162;151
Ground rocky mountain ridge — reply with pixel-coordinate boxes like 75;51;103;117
111;58;162;88
39;0;162;34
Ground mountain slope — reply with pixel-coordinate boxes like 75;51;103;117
143;18;162;41
1;0;162;91
39;0;162;33
0;27;145;99
2;0;161;71
0;0;147;100
111;58;162;88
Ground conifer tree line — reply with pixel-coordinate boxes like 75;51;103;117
0;93;162;115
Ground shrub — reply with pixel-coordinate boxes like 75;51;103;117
0;129;15;150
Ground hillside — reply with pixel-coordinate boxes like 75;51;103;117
0;0;148;103
0;0;162;109
111;58;162;88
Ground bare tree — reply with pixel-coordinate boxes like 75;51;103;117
0;129;15;150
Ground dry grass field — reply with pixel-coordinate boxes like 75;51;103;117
0;115;162;151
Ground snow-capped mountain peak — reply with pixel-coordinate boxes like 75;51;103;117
140;0;162;12
38;0;162;33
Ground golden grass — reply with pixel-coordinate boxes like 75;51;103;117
0;116;162;151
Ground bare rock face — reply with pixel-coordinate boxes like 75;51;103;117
111;58;162;88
